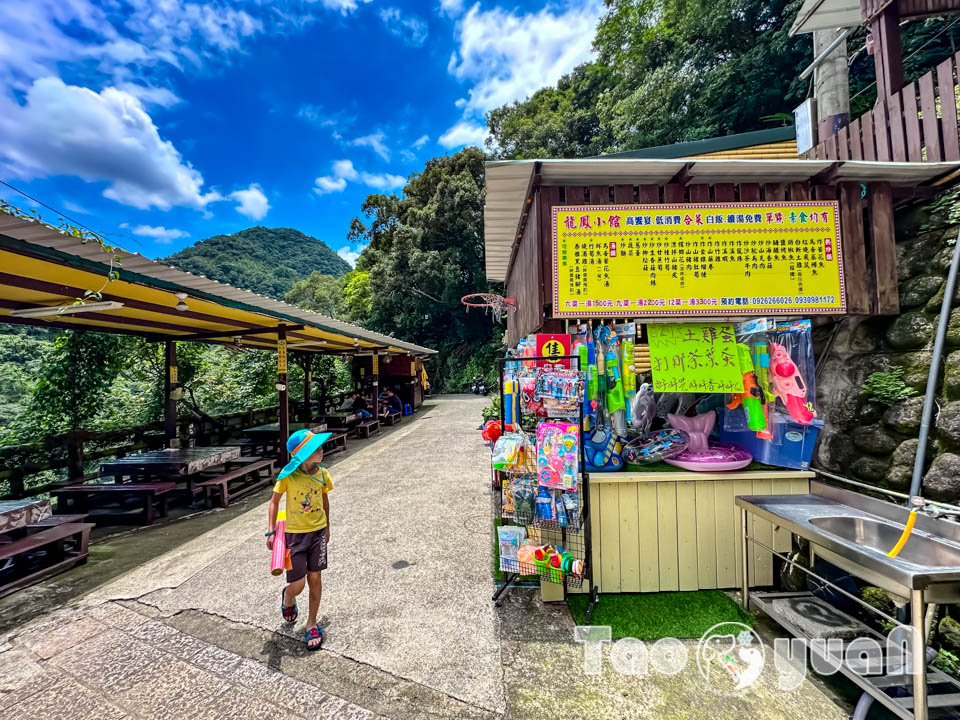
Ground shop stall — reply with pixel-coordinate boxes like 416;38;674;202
481;156;958;603
378;354;425;411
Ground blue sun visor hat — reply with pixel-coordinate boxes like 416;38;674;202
278;428;332;480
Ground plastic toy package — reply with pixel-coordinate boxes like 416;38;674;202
622;429;689;464
724;318;778;440
497;525;526;562
770;319;817;425
536;421;579;490
491;432;537;473
534;368;584;418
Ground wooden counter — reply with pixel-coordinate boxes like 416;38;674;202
544;469;814;600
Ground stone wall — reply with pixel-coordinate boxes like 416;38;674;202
814;196;960;502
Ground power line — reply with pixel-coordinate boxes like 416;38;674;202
0;178;141;247
849;16;960;103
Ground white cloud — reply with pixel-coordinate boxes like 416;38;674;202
438;121;488;149
379;7;429;47
448;2;603;116
0;1;370;96
413;134;429;148
130;224;190;243
337;246;361;267
332;159;360;181
229;183;270;220
351;131;391;161
61;200;92;215
0;78;223;211
314;176;348;195
314;159;405;195
361;172;406;191
118;83;181;109
320;0;372;14
439;0;465;17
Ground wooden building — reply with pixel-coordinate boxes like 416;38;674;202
483;155;960;599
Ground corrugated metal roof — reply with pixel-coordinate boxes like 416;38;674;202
0;214;436;356
484;157;960;282
599;127;797;160
790;0;862;35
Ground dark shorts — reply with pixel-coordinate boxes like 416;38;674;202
285;528;328;583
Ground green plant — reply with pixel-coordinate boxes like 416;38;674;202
934;648;960;678
482;395;501;423
861;366;919;406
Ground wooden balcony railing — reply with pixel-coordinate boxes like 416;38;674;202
806;53;960;163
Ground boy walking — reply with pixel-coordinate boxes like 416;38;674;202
267;429;333;650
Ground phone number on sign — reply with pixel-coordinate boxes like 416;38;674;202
748;295;837;305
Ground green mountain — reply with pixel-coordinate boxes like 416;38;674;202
160;226;351;299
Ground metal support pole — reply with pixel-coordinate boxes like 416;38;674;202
301;354;312;422
911;589;929;720
278;326;289;465
164;340;179;448
740;507;750;610
911;227;960;501
373;353;380;418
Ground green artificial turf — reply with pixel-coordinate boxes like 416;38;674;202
623;460;779;473
568;591;754;640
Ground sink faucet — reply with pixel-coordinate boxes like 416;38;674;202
910;496;940;518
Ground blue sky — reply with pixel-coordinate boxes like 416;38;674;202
0;0;603;266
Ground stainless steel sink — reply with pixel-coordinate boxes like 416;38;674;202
809;516;960;568
735;482;960;602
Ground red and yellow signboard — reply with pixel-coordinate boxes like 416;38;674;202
552;203;845;317
536;333;571;368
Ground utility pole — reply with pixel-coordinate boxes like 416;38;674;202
813;28;851;141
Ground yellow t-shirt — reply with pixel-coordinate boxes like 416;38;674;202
274;467;334;533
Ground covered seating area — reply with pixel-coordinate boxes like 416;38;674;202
0;212;434;596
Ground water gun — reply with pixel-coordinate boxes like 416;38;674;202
752;341;774;440
726;343;767;433
621;338;637;423
769;341;815;424
583;339;599;430
605;347;625;413
270;511;292;576
595;325;625;413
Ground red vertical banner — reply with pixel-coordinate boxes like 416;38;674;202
536;334;572;368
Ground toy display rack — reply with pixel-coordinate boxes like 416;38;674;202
492;355;599;621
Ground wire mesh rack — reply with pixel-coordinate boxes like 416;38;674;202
497;523;588;587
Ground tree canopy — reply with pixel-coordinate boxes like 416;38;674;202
347;147;498;389
486;1;960;159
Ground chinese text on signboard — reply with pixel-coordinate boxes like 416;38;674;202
552;203;844;317
647;323;744;393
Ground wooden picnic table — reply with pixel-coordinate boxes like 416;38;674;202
242;421;327;439
99;446;242;480
319;412;360;429
0;498;52;534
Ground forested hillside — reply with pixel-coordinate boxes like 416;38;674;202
486;0;960;159
162;226;351;300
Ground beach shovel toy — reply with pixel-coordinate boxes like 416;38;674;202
270;511;292;577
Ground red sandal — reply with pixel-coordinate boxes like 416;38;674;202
281;587;298;623
305;625;323;651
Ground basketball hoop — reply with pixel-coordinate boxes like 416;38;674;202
461;293;518;323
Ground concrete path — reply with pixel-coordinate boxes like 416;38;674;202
0;395;852;719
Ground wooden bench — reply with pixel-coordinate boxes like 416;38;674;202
322;432;348;456
28;513;90;528
354;419;380;439
50;483;177;525
195;458;275;509
0;522;94;599
381;412;400;426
